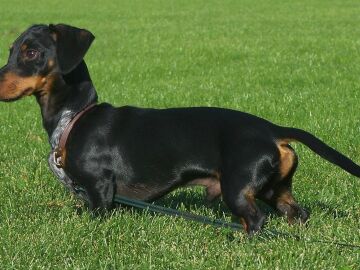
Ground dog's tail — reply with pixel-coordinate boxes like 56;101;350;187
274;126;360;178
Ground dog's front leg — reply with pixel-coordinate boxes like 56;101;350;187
79;175;116;213
48;153;115;212
48;153;78;193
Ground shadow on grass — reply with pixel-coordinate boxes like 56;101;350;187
311;201;355;219
117;187;278;220
71;188;316;241
73;187;281;222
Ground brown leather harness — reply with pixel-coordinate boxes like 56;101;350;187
53;103;97;168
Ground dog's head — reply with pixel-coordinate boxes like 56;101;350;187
0;24;94;101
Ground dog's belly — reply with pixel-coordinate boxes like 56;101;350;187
116;181;164;201
115;164;221;201
186;175;221;201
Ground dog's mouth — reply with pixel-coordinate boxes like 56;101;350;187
0;89;31;102
0;71;44;102
0;81;34;102
1;96;22;102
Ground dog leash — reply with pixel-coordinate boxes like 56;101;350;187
113;194;243;230
113;194;360;249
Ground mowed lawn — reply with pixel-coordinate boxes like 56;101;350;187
0;0;359;269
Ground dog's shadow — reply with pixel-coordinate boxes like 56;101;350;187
157;188;229;219
74;190;357;244
133;195;355;222
310;201;353;219
77;188;354;223
75;191;354;221
115;187;277;221
74;186;280;221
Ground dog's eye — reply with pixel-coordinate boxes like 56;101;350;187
25;49;39;60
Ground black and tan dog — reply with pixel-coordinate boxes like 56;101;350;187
0;24;359;234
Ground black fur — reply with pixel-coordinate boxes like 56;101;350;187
0;24;359;234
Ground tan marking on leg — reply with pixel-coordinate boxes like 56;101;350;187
116;182;158;201
240;217;248;233
277;141;296;179
187;172;221;201
48;59;55;68
275;187;297;224
276;188;295;205
243;186;255;201
242;186;258;215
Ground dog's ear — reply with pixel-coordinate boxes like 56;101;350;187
49;24;95;74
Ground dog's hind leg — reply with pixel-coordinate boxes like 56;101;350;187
221;143;279;234
73;170;116;213
272;186;309;224
223;184;266;234
258;143;309;224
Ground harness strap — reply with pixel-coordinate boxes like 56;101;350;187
53;103;97;168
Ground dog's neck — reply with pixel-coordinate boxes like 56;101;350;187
35;60;98;149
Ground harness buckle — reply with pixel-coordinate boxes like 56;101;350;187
53;147;64;168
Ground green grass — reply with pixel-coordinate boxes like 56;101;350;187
0;0;359;268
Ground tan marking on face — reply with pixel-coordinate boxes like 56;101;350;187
34;75;56;109
277;141;296;179
9;44;13;50
0;72;48;100
21;44;27;51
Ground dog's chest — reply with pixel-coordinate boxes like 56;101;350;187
48;109;77;192
48;153;76;193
